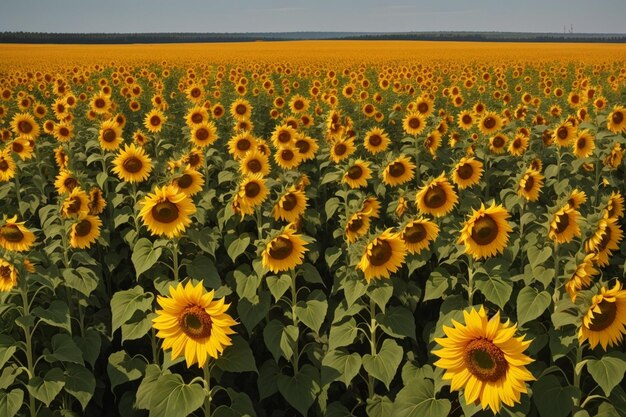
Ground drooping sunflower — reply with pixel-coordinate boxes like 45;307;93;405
552;121;577;147
54;170;79;194
424;131;442;157
172;167;204;197
69;215;102;249
98;119;123;151
579;282;626;350
433;307;535;413
180;148;204;170
572;130;595;159
565;253;598;302
0;216;36;252
236;174;268;217
452;157;483;189
489;133;508;154
0;259;18;292
517;169;544;202
0;149;16;182
262;228;308;273
415;173;458;217
383;155;416;187
190;122;218;148
363;127;390;155
112;143;153;183
343;160;372;189
330;136;356;164
548;204;581;244
361;196;381;219
478;111;502;135
508;134;529;157
153;281;237;367
345;212;371;244
568;189;587;209
458;203;512;259
604;191;624;220
607;105;626;134
402;218;439;254
402;111;426;136
272;186;308;223
275;145;304;170
585;217;623;267
139;185;196;239
144;109;167;134
88;187;106;215
228;132;257;160
11;113;40;141
230;98;252;120
61;187;90;218
357;229;406;282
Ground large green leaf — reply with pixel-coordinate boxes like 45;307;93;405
587;352;626;396
295;289;328;334
212;388;257;417
393;378;451;417
368;282;393;312
121;311;155;342
187;255;220;287
424;269;453;302
362;339;402;389
376;306;416;341
64;363;96;410
516;286;551;326
132;238;163;278
27;368;65;407
366;395;393;417
225;234;250;262
257;359;280;400
0;388;23;417
474;273;512;309
135;365;164;410
277;364;321;416
328;318;358;350
533;375;579;417
0;345;17;370
266;274;291;301
49;334;84;365
62;267;99;297
215;335;257;373
321;349;362;387
148;374;205;417
237;290;271;332
32;300;71;333
107;350;146;391
263;320;298;362
110;285;154;332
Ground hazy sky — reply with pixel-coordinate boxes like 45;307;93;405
1;0;625;34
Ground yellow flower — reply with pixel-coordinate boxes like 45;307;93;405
548;204;580;244
579;282;626;350
0;259;18;292
357;229;406;282
402;218;439;254
383;155;415;187
0;216;36;252
517;169;544;202
143;108;167;133
111;144;153;183
343;160;372;189
607;105;626;134
98;119;123;151
452;157;483;189
139;185;196;238
70;215;102;249
402;111;426;136
565;254;598;302
273;186;307;223
262;228;308;273
11;113;40;141
415;173;458;217
458;203;512;259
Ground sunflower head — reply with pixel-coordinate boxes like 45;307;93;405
383;155;416;187
235;174;268;217
517;169;544;202
262;228;308;273
452;157;483;189
345;212;371;244
402;218;439;254
112;143;153;184
548;204;580;244
172;167;205;197
357;229;406;283
403;111;426;136
70;215;102;249
0;259;18;292
0;215;36;252
144;108;167;133
273;186;307;223
343;160;372;189
415;173;458;217
364;127;390;154
458;202;512;259
607;105;626;134
579;282;626;350
139;185;197;239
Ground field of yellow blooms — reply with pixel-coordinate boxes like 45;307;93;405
1;40;626;417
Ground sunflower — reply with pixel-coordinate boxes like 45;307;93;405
90;92;112;114
289;94;310;114
98;120;123;151
458;203;512;259
604;191;624;220
61;187;90;218
568;189;587;209
457;111;474;130
144;109;167;134
565;253;598;302
230;98;252;120
572;130;595;159
433;307;534;413
52;121;74;143
607;105;626;134
343;160;372;189
548;204;580;244
236;174;268;217
270;124;296;148
53;146;69;170
0;260;18;292
139;185;196;239
88;187;106;215
262;228;308;273
489;133;508;154
0;149;16;182
402;111;426;136
579;282;626;350
345;212;371;244
552;121;577;147
112;144;153;183
228;132;257;160
330;136;356;163
585;217;623;267
382;155;415;187
10;113;40;141
170;167;203;197
153;281;237;367
185;106;209;127
0;216;36;252
452;157;483;189
240;149;270;177
415;95;435;117
275;145;304;170
416;173;458;217
478;111;502;135
54;170;79;194
395;196;409;218
508;134;529;157
273;186;307;223
190;122;218;148
517;169;544;202
69;215;102;249
363;127;390;155
361;196;381;219
358;229;406;282
180;148;204;170
294;134;319;161
402;218;439;254
11;138;34;161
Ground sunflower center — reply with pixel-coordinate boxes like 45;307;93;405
404;223;426;243
369;134;382;147
12;142;24;153
347;217;363;232
179;305;213;339
555;212;570;234
191;88;201;98
94;98;106;108
246;159;262;173
408;117;421;129
462;115;472;124
123;157;143;173
334;143;347;156
236;139;251;151
281;193;298;211
294;100;304;110
67;197;82;214
195;128;209;141
187;153;201;166
587;299;617;331
424;185;447;208
245;181;261;198
493;136;505;148
102;129;117;143
388;162;406;178
64;177;77;191
597;227;612;252
151;201;179;223
513;138;522;149
0;225;24;242
59;127;70;137
269;237;293;260
18;121;33;134
235;104;247;115
0;160;8;171
150;116;161;127
464;338;508;382
295;139;310;153
523;175;535;192
191;113;203;124
612;111;624;125
418;103;429;113
348;165;363;180
75;219;92;237
368;240;392;266
177;174;193;189
278;131;291;144
471;215;499;245
457;163;474;180
483;117;496;129
557;126;569;140
576;137;586;149
0;265;10;279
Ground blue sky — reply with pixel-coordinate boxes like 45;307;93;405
1;0;624;33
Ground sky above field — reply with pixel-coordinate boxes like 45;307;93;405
1;0;625;34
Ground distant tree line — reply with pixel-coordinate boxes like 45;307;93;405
0;31;624;44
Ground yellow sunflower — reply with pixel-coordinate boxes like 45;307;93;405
240;149;270;177
61;187;90;218
262;228;308;273
361;196;381;219
567;189;587;210
228;132;257;160
433;307;534;413
604;191;624;220
236;174;268;217
230;98;252;120
0;149;16;182
153;281;237;367
172;167;204;197
357;229;406;283
548;204;581;244
517;169;544;202
552;121;577;147
289;94;310;114
54;170;79;194
275;145;304;170
144;109;167;134
452;157;483;189
185;105;209;127
98;119;123;151
579;282;626;350
11;113;40;141
414;95;435;117
403;111;426;136
345;212;371;244
112;144;153;183
458;203;512;259
330;136;356;164
294;134;319;161
508;134;529;157
88;187;107;215
69;215;102;249
272;186;308;223
607;105;626;134
0;259;18;292
572;130;595;158
415;173;458;217
382;155;416;187
52;121;74;143
457;111;474;130
343;160;372;189
565;253;598;302
363;127;390;155
139;185;197;239
585;217;623;267
11;138;34;161
190;122;218;148
90;92;112;114
270;124;297;148
402;218;439;254
0;216;36;252
478;111;502;135
489;133;508;154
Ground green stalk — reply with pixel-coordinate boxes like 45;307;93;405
290;269;299;374
467;256;475;306
552;242;560;310
518;200;526;268
20;287;37;417
14;165;22;213
368;297;377;398
573;345;583;407
203;361;212;417
414;136;421;188
171;239;180;282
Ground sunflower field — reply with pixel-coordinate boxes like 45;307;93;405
1;41;626;417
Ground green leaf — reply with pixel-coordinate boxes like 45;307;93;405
424;268;452;301
237;290;271;333
27;368;65;407
226;234;250;262
257;359;280;400
325;197;340;219
107;350;146;391
587;352;626;396
0;366;23;390
367;395;393;417
215;335;257;373
277;364;321;416
342;277;368;307
0;388;24;417
64;363;95;410
362;339;403;389
321;349;361;388
233;266;261;300
148;374;204;417
301;262;324;285
474;273;512;309
266;274;291;301
62;267;99;297
0;345;17;370
328;318;359;350
533;375;579;417
376;306;416;341
325;246;342;269
132;238;163;278
516;287;551;326
135;365;164;410
122;311;155;342
111;286;154;332
527;245;552;271
32;300;71;333
74;329;101;368
393;378;451;417
295;289;328;334
368;282;393;312
49;334;84;365
212;388;257;417
263;320;298;362
187;255;220;288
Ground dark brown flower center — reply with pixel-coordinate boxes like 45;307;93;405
0;225;24;242
347;217;363;232
18;121;33;134
123;157;143;173
94;98;106;108
179;305;213;339
59;127;70;137
0;265;11;279
102;129;117;143
67;197;82;214
417;102;429;113
281;149;295;161
12;142;23;153
462;114;472;124
471;215;499;245
0;160;8;171
523;175;535;192
555;212;570;234
334;143;347;156
408;117;421;129
464;338;508;382
191;88;201;98
236;139;251;151
557;126;569;140
246;159;262;173
483;117;496;129
612;111;624;125
269;236;293;260
64;177;77;191
195;128;209;141
424;185;447;208
281;193;298;211
75;219;92;237
493;136;505;148
369;134;382;147
587;299;617;331
368;239;392;266
151;201;179;223
513;138;522;149
457;163;473;180
278;131;291;144
597;226;612;252
191;113;203;124
177;174;193;189
295;139;310;154
347;165;363;180
150;115;161;127
404;223;426;243
245;181;261;198
388;162;406;178
187;153;201;166
294;100;304;110
235;104;247;115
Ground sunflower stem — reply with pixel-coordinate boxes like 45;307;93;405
518;200;525;269
130;182;140;246
255;205;263;240
150;328;159;365
552;242;560;310
573;344;583;407
593;153;602;207
467;256;475;306
20;286;37;417
556;145;562;184
14;165;22;215
290;269;299;374
171;239;180;282
368;297;377;398
203;360;212;417
414;137;421;187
